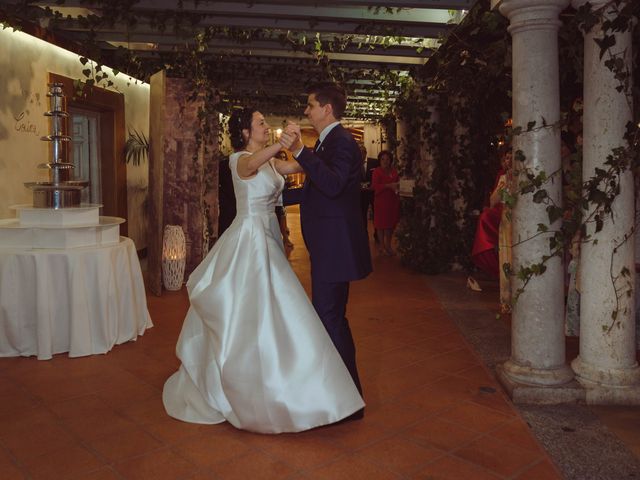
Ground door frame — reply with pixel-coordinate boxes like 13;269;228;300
48;73;128;234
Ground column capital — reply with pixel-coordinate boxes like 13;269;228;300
499;0;570;33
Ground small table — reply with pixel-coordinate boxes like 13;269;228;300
0;237;152;360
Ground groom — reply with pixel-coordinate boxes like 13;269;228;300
281;83;372;408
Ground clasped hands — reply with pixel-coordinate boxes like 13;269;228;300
278;122;303;153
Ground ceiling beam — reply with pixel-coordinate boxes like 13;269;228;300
77;31;433;59
35;1;458;23
48;15;451;38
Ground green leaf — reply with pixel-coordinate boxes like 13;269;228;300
533;189;548;203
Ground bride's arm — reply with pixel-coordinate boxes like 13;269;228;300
274;158;303;175
236;142;283;178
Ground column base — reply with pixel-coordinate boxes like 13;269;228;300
572;356;640;388
497;363;640;404
497;364;584;404
501;358;575;387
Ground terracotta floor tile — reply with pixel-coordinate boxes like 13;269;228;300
312;421;391;450
65;408;137;442
455;364;495;382
306;454;402;480
48;394;112;419
489;418;545;453
402;417;481;452
0;409;63;442
87;425;164;463
78;369;142;393
95;382;159;409
21;444;104;480
1;419;77;463
173;431;254;468
408;333;468;359
0;385;40;420
399;385;467;415
438;401;512;433
515;459;563;480
114;448;198;480
72;466;123;480
365;400;433;432
0;448;27;480
141;418;208;445
19;374;97;404
411;455;502;480
210;451;296;479
244;433;346;470
371;364;446;399
118;395;170;426
469;388;518;417
356;437;444;475
424;348;481;373
406;376;491;409
357;332;412;353
453;436;543;477
181;472;217;480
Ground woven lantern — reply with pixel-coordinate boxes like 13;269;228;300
162;225;186;291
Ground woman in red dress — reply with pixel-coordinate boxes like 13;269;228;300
471;150;512;278
372;150;400;256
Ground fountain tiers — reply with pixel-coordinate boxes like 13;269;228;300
0;82;125;249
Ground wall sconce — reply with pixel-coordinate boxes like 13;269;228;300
162;225;186;291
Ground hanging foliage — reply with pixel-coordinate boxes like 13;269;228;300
394;0;512;273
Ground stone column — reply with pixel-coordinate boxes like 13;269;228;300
570;0;640;392
498;0;574;387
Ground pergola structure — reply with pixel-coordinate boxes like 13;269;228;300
1;0;638;406
0;0;476;118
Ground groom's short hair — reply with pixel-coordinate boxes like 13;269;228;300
307;82;347;119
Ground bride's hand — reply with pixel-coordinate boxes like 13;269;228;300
284;122;303;152
279;131;297;150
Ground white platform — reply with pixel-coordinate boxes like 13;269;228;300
0;204;123;249
0;216;124;249
12;204;101;226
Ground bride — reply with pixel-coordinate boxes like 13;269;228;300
162;107;365;433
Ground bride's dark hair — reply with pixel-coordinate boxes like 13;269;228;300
229;107;258;150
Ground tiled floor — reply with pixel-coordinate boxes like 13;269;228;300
0;211;562;479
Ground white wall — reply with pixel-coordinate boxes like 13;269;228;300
0;27;150;249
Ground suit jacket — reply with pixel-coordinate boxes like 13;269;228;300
295;124;372;282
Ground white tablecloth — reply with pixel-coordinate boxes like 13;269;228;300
0;237;152;360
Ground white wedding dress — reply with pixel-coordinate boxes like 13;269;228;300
162;151;364;433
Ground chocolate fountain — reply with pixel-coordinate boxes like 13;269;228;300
25;82;89;208
0;83;124;249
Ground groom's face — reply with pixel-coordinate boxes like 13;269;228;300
304;94;330;131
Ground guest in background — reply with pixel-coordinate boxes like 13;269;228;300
471;149;511;278
372;150;400;256
274;150;293;252
358;143;375;242
471;148;512;311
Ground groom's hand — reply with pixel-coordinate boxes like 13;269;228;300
278;131;297;150
283;122;303;154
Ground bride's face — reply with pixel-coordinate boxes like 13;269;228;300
247;111;271;146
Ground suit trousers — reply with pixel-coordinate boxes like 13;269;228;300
311;277;362;394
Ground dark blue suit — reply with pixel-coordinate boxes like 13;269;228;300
295;124;372;393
